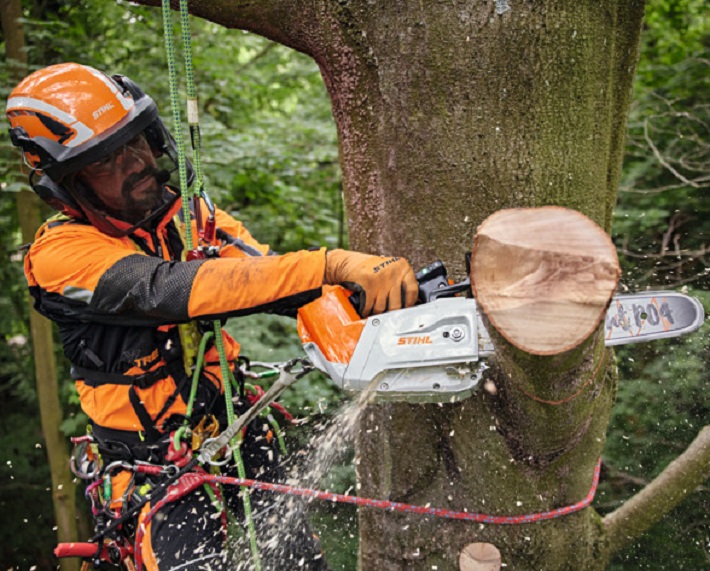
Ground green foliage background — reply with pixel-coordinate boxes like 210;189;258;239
0;0;707;569
603;2;710;568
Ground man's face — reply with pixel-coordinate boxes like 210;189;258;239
75;133;164;223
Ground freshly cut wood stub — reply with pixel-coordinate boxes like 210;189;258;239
459;543;502;571
471;206;620;355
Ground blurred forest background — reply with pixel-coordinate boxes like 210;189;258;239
0;1;707;569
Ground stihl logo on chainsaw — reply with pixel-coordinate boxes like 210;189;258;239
397;335;433;345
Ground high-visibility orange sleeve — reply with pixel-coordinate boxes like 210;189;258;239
187;249;326;319
27;220;326;325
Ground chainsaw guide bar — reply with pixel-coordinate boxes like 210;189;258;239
604;291;704;346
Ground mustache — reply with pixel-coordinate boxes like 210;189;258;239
121;167;165;196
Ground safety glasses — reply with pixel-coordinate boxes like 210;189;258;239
80;132;152;178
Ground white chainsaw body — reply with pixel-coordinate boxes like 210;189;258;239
302;298;494;401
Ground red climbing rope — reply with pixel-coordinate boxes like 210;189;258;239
132;458;601;569
209;458;601;523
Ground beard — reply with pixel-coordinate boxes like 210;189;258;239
118;166;166;222
70;165;170;224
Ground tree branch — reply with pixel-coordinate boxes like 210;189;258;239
131;0;321;56
603;425;710;556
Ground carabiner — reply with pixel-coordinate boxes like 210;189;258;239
104;460;133;475
199;437;232;466
70;440;101;480
283;357;314;380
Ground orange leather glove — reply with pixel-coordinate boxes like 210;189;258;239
324;249;419;317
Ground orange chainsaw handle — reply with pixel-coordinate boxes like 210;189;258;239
297;285;365;365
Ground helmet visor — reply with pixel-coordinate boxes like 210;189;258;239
79;132;153;179
66;123;183;236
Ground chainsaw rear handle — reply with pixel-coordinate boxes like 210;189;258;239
348;259;472;313
415;260;473;302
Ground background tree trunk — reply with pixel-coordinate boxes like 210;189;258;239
0;2;79;569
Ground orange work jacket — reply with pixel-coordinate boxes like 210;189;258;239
24;193;325;442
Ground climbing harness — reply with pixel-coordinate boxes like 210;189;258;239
58;358;306;570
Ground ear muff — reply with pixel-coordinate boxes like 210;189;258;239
9;126;70;172
30;173;85;220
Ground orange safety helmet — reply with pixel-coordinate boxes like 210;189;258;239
6;63;192;235
7;63;162;180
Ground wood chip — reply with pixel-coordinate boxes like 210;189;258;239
459;542;502;571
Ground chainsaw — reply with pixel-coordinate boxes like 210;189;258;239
297;261;705;402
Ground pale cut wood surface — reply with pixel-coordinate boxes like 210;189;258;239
459;543;502;571
471;207;620;355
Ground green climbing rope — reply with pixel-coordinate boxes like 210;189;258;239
178;0;205;193
173;330;213;449
160;0;194;250
160;2;261;567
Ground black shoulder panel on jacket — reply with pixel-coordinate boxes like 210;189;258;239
92;254;205;323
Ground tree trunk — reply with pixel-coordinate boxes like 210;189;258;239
135;1;666;568
1;2;79;569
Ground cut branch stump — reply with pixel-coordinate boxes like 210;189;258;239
471;207;620;355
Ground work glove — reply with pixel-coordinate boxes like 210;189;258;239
324;249;419;317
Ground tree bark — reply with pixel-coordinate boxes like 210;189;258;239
130;1;707;569
0;2;78;569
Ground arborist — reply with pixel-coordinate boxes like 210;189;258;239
6;62;418;570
